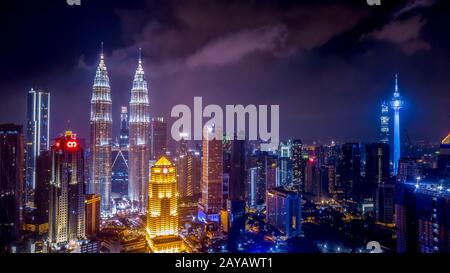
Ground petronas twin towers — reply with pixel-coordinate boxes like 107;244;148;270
90;47;150;213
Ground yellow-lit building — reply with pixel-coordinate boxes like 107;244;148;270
146;156;184;253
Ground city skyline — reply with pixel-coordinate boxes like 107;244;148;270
0;0;449;144
1;0;450;258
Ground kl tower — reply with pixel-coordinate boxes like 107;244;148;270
390;74;404;175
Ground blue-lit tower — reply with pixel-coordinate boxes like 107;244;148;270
379;101;389;144
390;74;404;175
26;88;50;206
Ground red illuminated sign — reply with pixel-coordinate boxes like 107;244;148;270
53;138;80;152
65;138;79;152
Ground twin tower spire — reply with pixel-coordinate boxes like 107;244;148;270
90;43;150;213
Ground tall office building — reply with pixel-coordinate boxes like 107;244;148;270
224;139;246;249
150;117;167;160
229;139;246;201
278;141;292;187
365;143;393;223
35;151;51;234
390;74;404;175
340;143;361;202
248;151;276;207
178;150;201;226
198;126;223;222
146;156;183;253
379;101;389;144
247;167;258;209
178;151;201;200
365;143;390;198
0;124;24;252
90;46;112;212
305;157;318;195
49;131;86;245
129;51;150;211
85;194;100;238
396;181;450;253
376;182;395;224
317;165;331;202
291;139;305;193
322;164;337;199
266;187;301;238
26;89;50;205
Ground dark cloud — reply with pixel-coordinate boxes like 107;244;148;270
394;0;435;18
367;15;430;54
0;0;449;144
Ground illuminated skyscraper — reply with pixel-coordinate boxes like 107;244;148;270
247;167;258;209
198;125;223;222
291;139;305;193
90;45;112;212
49;131;86;245
266;187;301;238
129;50;150;211
0;124;24;252
390;74;404;175
26;88;50;205
380;101;389;144
278;141;292;187
396;181;450;253
146;156;183;253
178;150;201;200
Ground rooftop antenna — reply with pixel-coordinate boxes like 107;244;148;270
101;42;104;60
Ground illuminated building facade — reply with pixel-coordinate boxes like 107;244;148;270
396;181;450;253
0;124;24;251
150;117;167;160
49;131;86;245
365;144;390;194
198;126;223;222
266;187;301;238
129;51;150;211
90;47;112;212
26;88;50;205
247;167;258;209
291;139;305;193
178;150;201;200
278;141;292;187
390;74;404;175
380;101;389;144
85;194;100;238
365;143;393;223
146;156;183;253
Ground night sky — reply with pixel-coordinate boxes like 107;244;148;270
0;0;449;144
